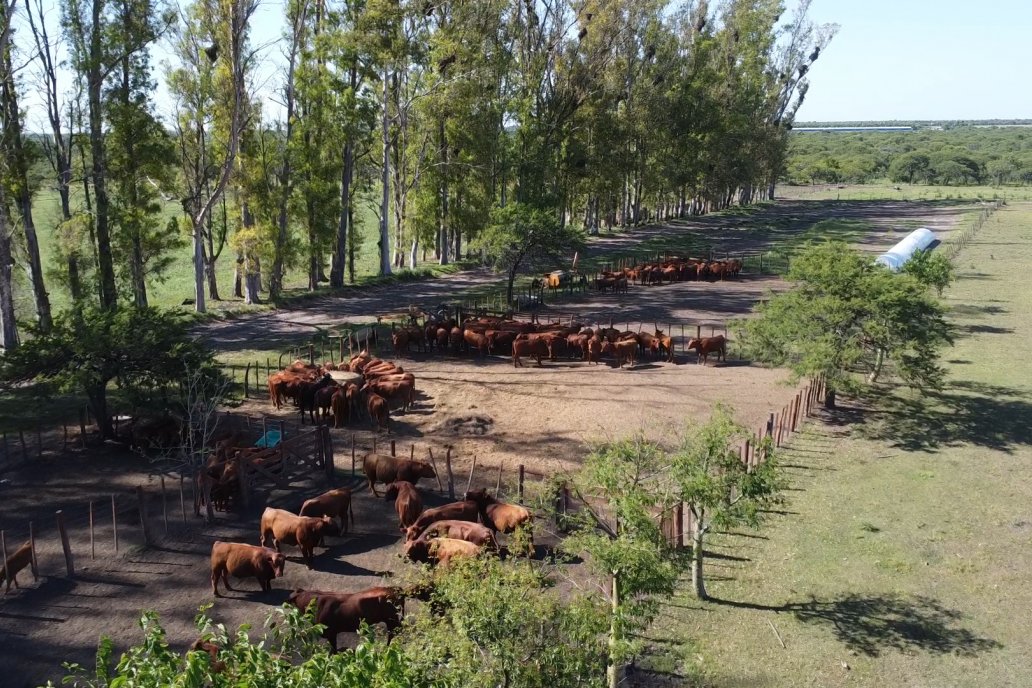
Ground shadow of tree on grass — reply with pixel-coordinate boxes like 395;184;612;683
711;593;1000;658
853;382;1032;453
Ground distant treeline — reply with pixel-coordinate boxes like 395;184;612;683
796;119;1032;129
784;127;1032;186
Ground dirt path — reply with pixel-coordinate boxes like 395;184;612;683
199;199;976;357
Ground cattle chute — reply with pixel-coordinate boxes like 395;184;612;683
875;227;937;272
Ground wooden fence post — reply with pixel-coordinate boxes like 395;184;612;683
465;455;478;495
244;362;251;398
427;448;444;492
111;495;119;552
0;531;8;586
390;440;396;457
56;511;74;577
518;464;525;504
495;462;504;495
28;522;38;579
88;501;96;559
676;502;684;548
137;486;151;546
160;476;169;536
179;474;187;525
445;447;455;499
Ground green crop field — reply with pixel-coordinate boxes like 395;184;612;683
643;202;1032;686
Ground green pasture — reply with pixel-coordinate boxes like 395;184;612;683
643;202;1032;686
777;181;1032;203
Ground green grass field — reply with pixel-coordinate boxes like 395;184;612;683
11;188;451;320
777;181;1032;203
643;202;1032;686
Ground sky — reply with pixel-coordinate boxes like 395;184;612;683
796;0;1032;121
16;0;1032;129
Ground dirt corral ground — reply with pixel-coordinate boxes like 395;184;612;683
0;198;979;686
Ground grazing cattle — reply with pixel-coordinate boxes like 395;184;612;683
586;335;603;365
653;330;675;363
463;329;491;357
189;639;226;673
403;537;482;566
1;540;33;594
512;336;548;367
363;453;436;496
288;587;403;651
412;520;497;549
566;333;589;360
362;379;415;412
385;481;423;528
686;335;727;365
403;500;480;541
259;508;338;569
300;489;355;534
299;374;335;424
209;541;285;597
268;372;305;409
465;489;533;553
313;383;340;424
330;387;349;428
602;338;637;368
367;392;389;433
449;327;463;354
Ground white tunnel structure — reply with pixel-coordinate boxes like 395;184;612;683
875;227;937;272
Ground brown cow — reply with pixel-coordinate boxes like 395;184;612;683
602;338;637;368
586;335;603;365
363;379;415;412
300;489;355;534
189;639;226;673
384;481;423;528
403;500;480;541
363;453;436;496
686;335;727;365
330;387;349;428
210;541;286;597
653;330;675;363
288;587;403;651
465;489;534;554
411;520;497;550
259;508;338;569
512;336;548;367
403;537;482;566
1;540;34;594
367;392;389;433
463;329;491;357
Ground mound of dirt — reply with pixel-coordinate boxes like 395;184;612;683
437;414;495;436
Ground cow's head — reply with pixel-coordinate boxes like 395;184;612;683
384;482;400;501
464;488;492;506
316;516;340;538
686;338;700;351
403;539;430;562
267;551;287;578
403;525;423;541
417;462;436;479
601;339;614;354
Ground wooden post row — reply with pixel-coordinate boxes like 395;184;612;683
56;510;74;577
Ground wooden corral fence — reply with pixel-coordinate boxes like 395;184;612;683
552;374;827;550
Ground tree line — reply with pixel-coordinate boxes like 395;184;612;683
784;126;1032;186
0;0;836;349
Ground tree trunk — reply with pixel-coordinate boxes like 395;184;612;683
824;387;836;409
691;521;707;600
87;385;114;440
0;208;18;350
206;256;221;301
438;117;449;265
193;220;206;312
378;66;392;276
87;12;118;310
868;348;885;383
330;65;357;288
130;235;148;308
409;237;418;270
233;254;244;298
607;572;621;688
347;204;356;283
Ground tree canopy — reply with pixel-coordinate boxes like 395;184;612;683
740;241;953;406
0;306;223;438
